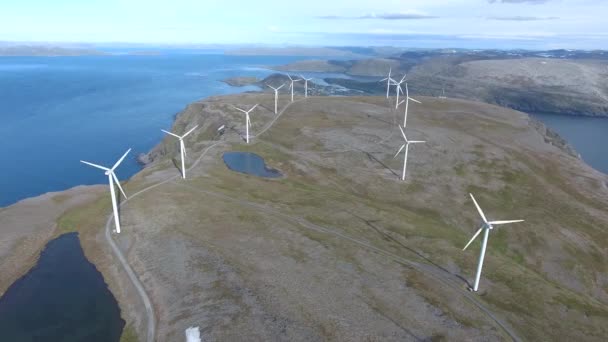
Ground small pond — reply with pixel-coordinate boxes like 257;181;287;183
223;152;283;178
0;232;124;341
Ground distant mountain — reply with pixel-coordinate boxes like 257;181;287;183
275;49;608;117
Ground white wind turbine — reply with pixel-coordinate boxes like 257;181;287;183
287;75;301;102
81;148;131;234
300;75;313;98
380;67;396;99
267;83;285;114
233;104;258;144
463;193;524;292
394;75;407;109
393;126;425;181
397;83;422;128
161;125;198;179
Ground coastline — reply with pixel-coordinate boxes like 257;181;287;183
2;91;608;341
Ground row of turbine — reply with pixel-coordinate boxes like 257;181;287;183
82;68;523;293
381;67;426;182
80;125;199;234
381;67;524;292
79;73;312;235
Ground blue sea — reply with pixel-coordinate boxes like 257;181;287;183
532;112;608;175
0;53;350;207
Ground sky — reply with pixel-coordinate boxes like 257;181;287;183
0;0;607;49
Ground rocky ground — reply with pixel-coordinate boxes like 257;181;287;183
221;77;260;87
2;93;608;341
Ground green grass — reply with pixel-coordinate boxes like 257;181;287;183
56;196;108;235
120;324;139;342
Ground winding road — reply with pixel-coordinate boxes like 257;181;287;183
104;96;296;342
105;95;521;342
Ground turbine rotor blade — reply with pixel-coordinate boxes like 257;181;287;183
80;160;110;171
232;105;247;114
398;125;408;142
182;125;199;138
161;130;181;138
469;193;488;224
463;227;484;251
393;144;405;159
277;83;285;90
111;148;131;171
409;97;422;104
111;171;128;199
248;104;259;113
488;220;525;225
409;140;426;144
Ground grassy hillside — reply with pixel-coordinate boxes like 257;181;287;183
59;93;608;341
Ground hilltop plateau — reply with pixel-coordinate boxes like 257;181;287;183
2;93;607;341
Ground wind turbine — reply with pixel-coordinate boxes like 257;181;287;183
463;193;524;292
233;104;258;144
287;75;301;102
267;83;285;114
380;67;396;99
394;75;407;109
397;83;422;128
393;126;425;181
300;75;313;98
81;149;131;234
161;125;198;179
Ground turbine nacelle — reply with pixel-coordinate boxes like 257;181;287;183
267;83;285;91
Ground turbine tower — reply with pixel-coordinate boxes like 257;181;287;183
300;75;313;98
463;193;524;292
397;83;422;128
267;83;285;114
81;148;131;234
161;125;199;179
287;75;301;102
380;67;396;99
393;126;425;181
233;104;258;144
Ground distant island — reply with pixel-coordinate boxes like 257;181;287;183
0;45;106;57
225;46;367;58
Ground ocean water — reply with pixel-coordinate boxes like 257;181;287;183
0;233;124;341
532;113;608;175
0;53;350;207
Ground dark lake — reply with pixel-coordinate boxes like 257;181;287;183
223;152;282;178
532;113;608;175
0;233;124;341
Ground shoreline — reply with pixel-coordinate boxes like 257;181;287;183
2;92;608;341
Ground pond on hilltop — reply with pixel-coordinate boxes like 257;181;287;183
223;152;283;178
